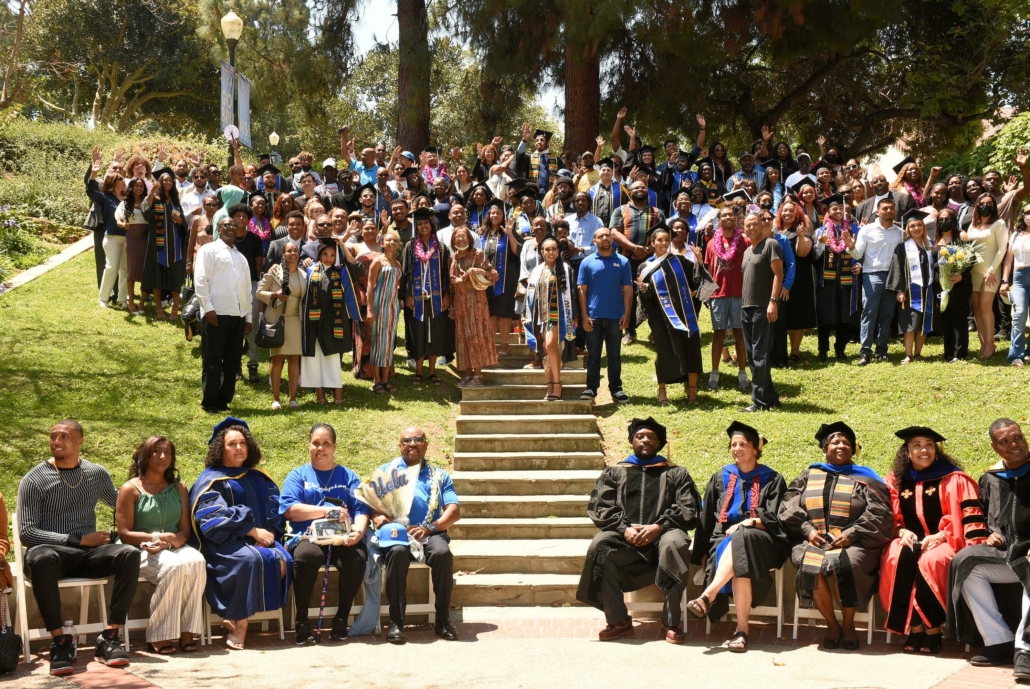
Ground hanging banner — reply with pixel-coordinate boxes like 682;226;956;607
220;60;235;133
237;72;252;149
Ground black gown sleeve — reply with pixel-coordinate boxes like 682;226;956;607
399;242;413;297
885;242;908;294
756;473;790;545
655;467;702;534
841;479;894;548
587;466;627;534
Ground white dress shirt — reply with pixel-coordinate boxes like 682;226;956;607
194;238;253;321
180;187;214;219
849;221;903;273
567;211;604;255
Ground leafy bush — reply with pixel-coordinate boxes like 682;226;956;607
0;205;55;284
936;112;1030;179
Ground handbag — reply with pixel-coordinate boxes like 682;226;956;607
0;591;22;674
255;310;285;349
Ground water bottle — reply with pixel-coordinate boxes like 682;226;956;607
62;620;77;658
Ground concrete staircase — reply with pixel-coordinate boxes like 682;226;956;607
450;335;604;608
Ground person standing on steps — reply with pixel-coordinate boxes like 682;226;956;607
577;227;633;403
577;417;701;644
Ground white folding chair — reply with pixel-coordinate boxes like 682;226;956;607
12;512;124;664
792;592;877;645
624;586;689;633
705;567;784;639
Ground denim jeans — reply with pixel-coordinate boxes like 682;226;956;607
585;317;623;393
859;271;896;356
741;306;779;408
1009;267;1030;361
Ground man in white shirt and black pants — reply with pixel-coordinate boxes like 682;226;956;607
194;217;254;413
843;197;903;365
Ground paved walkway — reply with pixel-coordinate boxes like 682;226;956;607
11;617;1018;689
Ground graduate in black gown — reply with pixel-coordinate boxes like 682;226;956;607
812;195;861;360
400;207;452;384
688;421;790;653
635;222;705;405
576;417;701;644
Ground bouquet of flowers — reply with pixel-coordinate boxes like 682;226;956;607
938;241;984;312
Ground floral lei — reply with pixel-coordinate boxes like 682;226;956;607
714;228;745;262
414;234;438;263
248;216;271;243
823;219;847;254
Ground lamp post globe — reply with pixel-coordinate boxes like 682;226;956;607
220;11;244;170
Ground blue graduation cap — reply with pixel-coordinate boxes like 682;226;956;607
208;416;249;445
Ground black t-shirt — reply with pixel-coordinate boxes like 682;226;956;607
234;231;264;281
741;237;782;308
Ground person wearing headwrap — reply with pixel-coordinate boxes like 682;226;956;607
688;421;789;653
948;419;1030;677
878;426;986;654
576;417;701;644
188;417;292;650
778;421;893;651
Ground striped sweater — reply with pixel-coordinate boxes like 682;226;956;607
17;459;118;548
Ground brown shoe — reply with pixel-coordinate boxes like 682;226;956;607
598;618;634;641
662;624;685;644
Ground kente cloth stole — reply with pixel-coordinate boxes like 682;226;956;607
796;468;858;608
822;240;853;286
308;262;359;337
413;251;443;321
491;232;508;297
154;199;182;267
649;257;699;336
623;205;657;247
528;151;557;182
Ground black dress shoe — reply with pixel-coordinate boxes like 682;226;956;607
857;353;871;366
387;622;407;645
435;622;458;641
970;640;1015;666
1014;649;1030;679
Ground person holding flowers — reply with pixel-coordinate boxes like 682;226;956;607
963;193;1008;359
935;208;980;362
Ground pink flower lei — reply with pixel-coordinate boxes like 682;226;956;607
713;228;744;262
414;234;438;263
823;219;847;254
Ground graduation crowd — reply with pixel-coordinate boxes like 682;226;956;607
6;415;1030;681
83;112;1030;412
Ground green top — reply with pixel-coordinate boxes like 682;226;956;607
132;481;182;535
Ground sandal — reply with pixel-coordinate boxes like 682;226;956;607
148;642;178;655
412;374;423;386
727;630;749;653
657;388;669;405
385;382;398;392
543;382;554;401
373;383;388;395
428;374;442;387
920;631;943;655
179;639;199;653
686;593;712;619
467;375;484;387
902;631;925;653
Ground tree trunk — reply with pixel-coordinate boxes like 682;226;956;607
396;0;430;151
0;0;26;108
563;40;600;160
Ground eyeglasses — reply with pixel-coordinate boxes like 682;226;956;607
317;222;332;227
400;436;426;444
209;170;221;176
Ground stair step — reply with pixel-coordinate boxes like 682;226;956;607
460;494;589;518
452;573;584;606
494;333;522;344
460;384;588;401
452;470;601;495
459;399;594;416
486;354;584;370
449;517;598;540
456;415;598;435
452;539;591;574
481;369;588;385
454;434;602;454
453;451;606;471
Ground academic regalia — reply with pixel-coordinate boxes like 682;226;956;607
779;463;893;609
887;238;937;335
947;461;1030;646
300;259;362;357
400;235;452;359
813;220;862;327
780;227;818;330
879;460;987;634
515;143;559;195
659;163;698;215
141;197;188;295
588;180;624;227
691;463;791;621
483;226;523;319
637;253;704;383
189;466;293;619
576;452;701;626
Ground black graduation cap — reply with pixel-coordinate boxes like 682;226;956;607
892;156;916;175
903;208;931;226
354;182;377;199
822;193;845;208
760;158;779;169
789;178;816;195
533;129;554;143
726;420;767;451
151;165;172;179
894;426;946;444
694;157;714;170
467;181;494;200
638;145;657;155
597;158;616;170
646;219;671;241
423;145;440;155
208;416;250;445
317;236;338;252
674;187;693;199
410;206;437;222
723;189;751;204
627;417;667;450
513;184;539;200
255;163;281;178
485;198;506;214
258;153;272;161
815;421;857;450
810;160;832;176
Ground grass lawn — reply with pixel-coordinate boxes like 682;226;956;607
0;251;1027;526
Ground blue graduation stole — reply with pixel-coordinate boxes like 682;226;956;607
588;181;622;208
648;256;699;336
648;188;658;208
712;463;776;593
492;232;508;296
670;213;698;245
469;206;486;232
910;283;935;335
412;250;443;321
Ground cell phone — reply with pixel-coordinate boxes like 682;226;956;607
559;239;570;252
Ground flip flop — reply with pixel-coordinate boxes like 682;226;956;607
179;640;199;653
428;374;442;386
148;642;178;655
727;631;748;653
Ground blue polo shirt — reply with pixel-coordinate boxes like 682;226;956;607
278;463;368;534
577;250;632;320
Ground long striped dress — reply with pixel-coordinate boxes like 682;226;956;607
370;261;400;367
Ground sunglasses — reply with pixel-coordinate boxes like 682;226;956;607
400;436;426;444
844;164;859;171
317;222;332;227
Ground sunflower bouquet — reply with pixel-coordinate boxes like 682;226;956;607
938;241;983;311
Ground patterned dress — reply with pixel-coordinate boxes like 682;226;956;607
370;261;400;367
450;249;498;371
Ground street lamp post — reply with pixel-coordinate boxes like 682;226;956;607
269;132;280;166
220;11;244;171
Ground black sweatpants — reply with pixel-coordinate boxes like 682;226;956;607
383;533;452;625
201;314;246;412
24;543;141;632
291;539;367;624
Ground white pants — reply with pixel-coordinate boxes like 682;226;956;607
99;234;128;304
960;562;1030;648
300;340;342;389
139;545;207;643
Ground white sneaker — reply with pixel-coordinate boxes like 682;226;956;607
288;400;300;409
271;400;282;411
707;371;719;390
97;299;108;308
738;370;751;393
